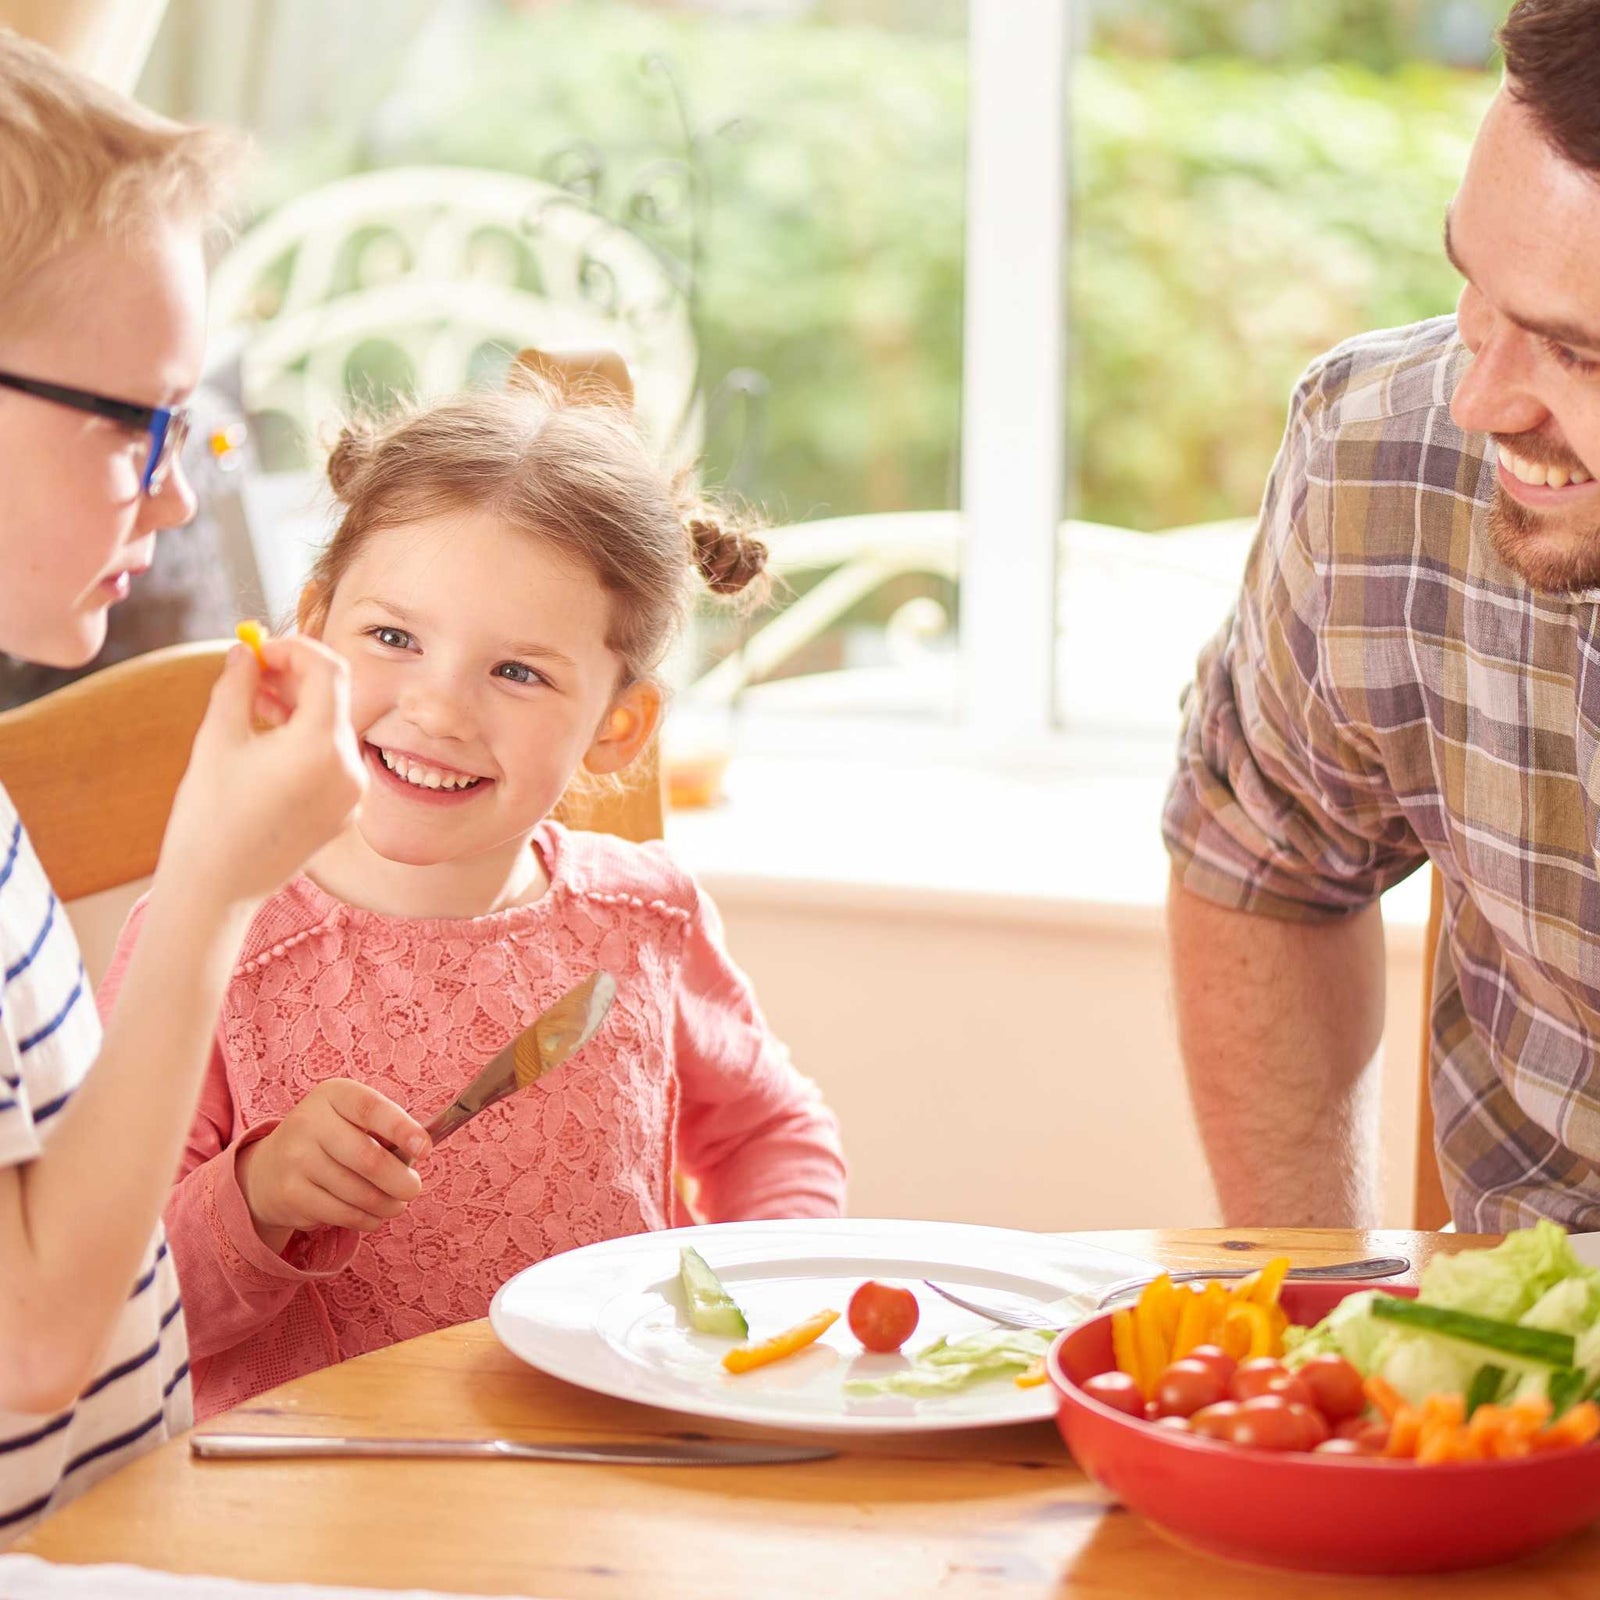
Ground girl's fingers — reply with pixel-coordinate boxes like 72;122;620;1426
319;1116;424;1205
294;1175;394;1234
304;1155;408;1222
325;1080;431;1171
256;634;352;730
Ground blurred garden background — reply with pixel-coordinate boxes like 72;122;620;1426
139;0;1503;534
123;0;1508;733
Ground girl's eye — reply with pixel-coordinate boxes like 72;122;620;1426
495;661;546;687
1544;337;1600;377
369;626;415;651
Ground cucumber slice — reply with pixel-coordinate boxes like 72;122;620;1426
679;1247;749;1338
1368;1295;1575;1368
1464;1364;1506;1417
1548;1367;1591;1417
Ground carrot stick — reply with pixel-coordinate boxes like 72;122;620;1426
722;1309;839;1374
1364;1374;1407;1423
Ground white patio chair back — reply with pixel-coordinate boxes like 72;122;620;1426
208;165;701;467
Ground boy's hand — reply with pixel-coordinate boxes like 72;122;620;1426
161;636;366;908
236;1080;431;1243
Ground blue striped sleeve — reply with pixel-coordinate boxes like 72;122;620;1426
18;962;85;1054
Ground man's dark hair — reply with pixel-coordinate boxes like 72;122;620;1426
1499;0;1600;175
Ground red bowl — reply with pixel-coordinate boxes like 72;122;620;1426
1049;1281;1600;1574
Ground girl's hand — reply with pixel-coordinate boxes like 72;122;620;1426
235;1079;431;1245
160;636;367;909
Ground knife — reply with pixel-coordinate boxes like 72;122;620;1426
422;970;617;1149
192;1433;836;1467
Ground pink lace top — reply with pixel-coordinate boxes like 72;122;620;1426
98;823;845;1420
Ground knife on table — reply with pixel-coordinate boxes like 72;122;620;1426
192;1433;836;1466
418;970;618;1150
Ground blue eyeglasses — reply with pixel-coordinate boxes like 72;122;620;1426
0;368;191;496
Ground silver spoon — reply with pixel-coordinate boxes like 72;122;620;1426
919;1255;1410;1330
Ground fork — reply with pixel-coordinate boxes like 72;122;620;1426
920;1255;1411;1330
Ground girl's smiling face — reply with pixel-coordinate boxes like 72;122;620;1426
305;509;654;876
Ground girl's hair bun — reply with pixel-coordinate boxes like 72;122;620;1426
689;512;770;599
325;418;380;501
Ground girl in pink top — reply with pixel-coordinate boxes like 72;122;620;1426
100;380;846;1418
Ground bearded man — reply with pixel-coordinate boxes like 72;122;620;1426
1164;0;1600;1231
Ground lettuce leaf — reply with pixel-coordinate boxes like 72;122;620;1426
843;1327;1054;1398
1418;1220;1598;1324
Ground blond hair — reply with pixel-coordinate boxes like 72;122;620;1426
307;377;769;688
0;29;240;321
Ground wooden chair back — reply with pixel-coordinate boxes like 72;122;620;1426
0;640;663;904
1413;867;1451;1229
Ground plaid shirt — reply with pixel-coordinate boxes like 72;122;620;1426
1164;315;1600;1232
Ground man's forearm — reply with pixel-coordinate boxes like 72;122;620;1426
1168;875;1386;1228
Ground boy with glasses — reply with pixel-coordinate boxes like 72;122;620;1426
0;30;416;1540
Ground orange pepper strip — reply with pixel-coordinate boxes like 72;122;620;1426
722;1309;839;1374
1015;1357;1049;1390
1364;1374;1407;1423
1170;1285;1210;1361
1221;1302;1273;1362
1245;1257;1291;1309
1134;1300;1169;1396
1111;1307;1143;1392
235;619;269;668
1199;1281;1231;1347
1137;1275;1179;1355
1228;1268;1263;1305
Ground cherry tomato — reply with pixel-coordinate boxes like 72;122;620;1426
1190;1400;1244;1441
1313;1437;1371;1457
1264;1372;1314;1409
1297;1355;1366;1422
1286;1401;1331;1449
1230;1394;1312;1452
1229;1359;1290;1403
1334;1417;1390;1452
1152;1358;1229;1419
1184;1345;1237;1388
1153;1414;1192;1433
1081;1371;1145;1418
847;1281;920;1353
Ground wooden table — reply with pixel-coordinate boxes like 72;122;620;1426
19;1228;1600;1596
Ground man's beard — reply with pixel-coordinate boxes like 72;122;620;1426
1485;433;1600;593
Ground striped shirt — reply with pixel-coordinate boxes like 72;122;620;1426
0;783;190;1544
1164;315;1600;1233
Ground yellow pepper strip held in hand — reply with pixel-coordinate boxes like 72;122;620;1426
235;619;269;668
722;1309;840;1374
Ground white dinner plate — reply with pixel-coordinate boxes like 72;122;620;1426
490;1218;1154;1434
1568;1232;1600;1269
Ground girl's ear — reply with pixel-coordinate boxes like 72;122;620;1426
583;679;663;776
297;581;331;639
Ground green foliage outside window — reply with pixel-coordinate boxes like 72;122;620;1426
252;1;1495;534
